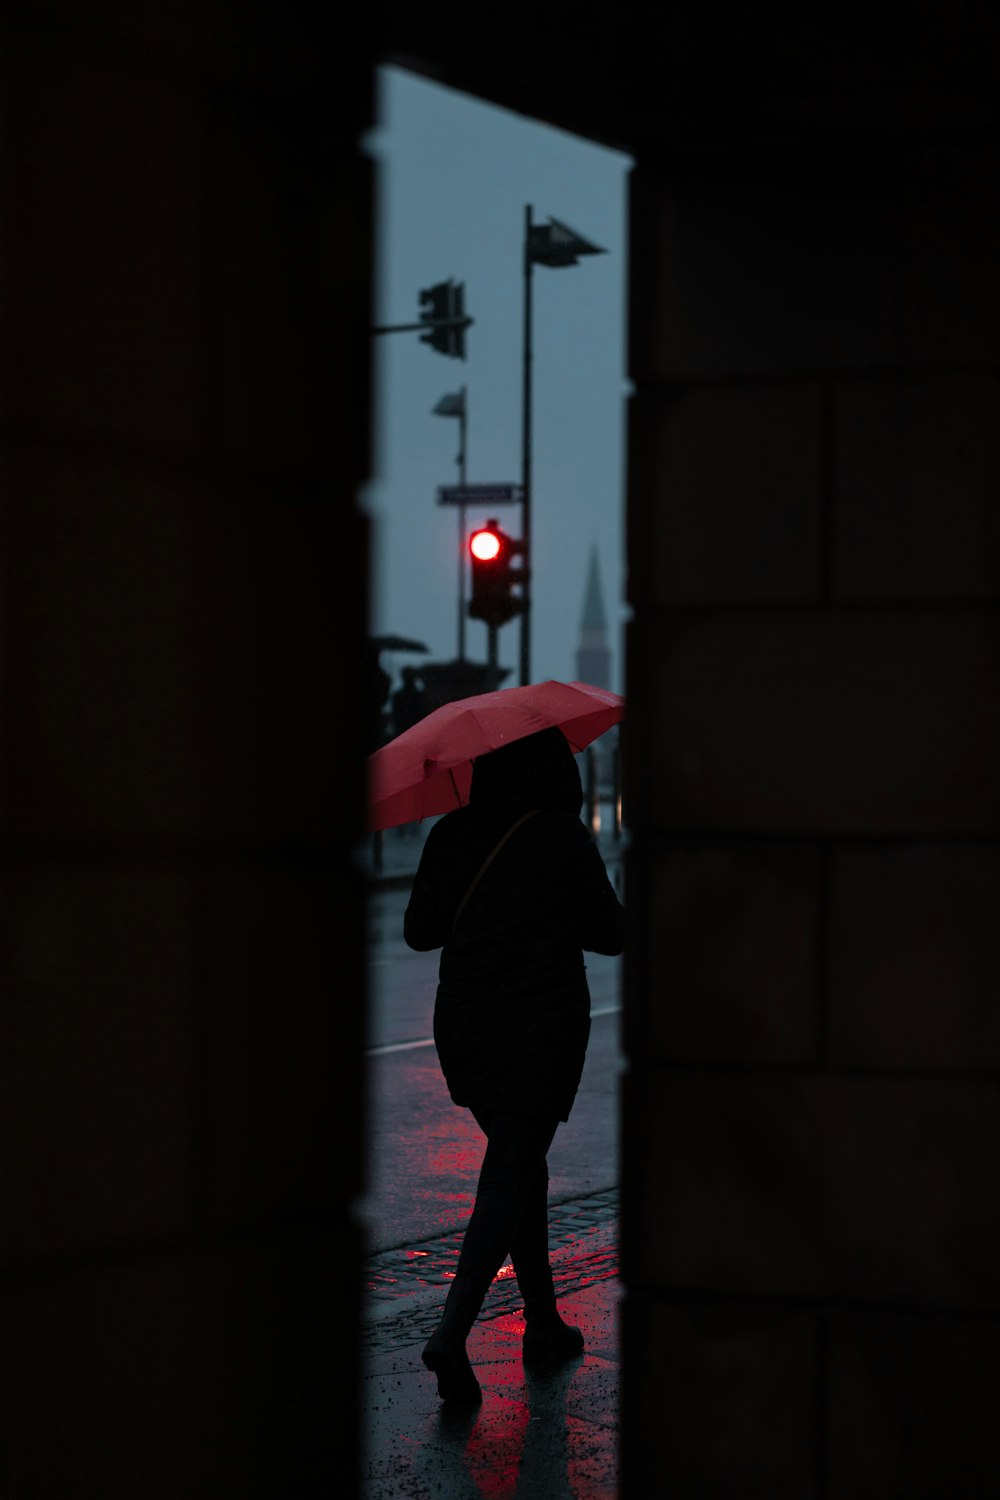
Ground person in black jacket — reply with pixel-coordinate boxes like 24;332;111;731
404;726;624;1405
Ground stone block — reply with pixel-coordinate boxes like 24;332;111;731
630;153;899;382
3;48;202;454
631;144;999;383
7;0;215;72
832;375;1000;602
626;836;821;1064
628;383;824;606
186;480;367;845
830;843;1000;1070
830;1311;1000;1499
209;2;375;108
622;1070;833;1299
0;1226;360;1498
636;607;1000;835
624;1069;1000;1311
1;453;203;845
621;1294;819;1499
1;864;194;1261
0;452;365;846
831;1079;1000;1312
209;109;373;481
206;863;365;1224
896;143;1000;370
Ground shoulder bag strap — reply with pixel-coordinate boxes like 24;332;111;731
450;810;540;935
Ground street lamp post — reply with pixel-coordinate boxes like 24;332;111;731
432;388;468;659
521;207;534;689
520;207;606;686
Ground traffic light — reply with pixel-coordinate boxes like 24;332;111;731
468;520;527;628
419;279;467;359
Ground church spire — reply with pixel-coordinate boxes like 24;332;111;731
575;545;611;688
580;545;607;633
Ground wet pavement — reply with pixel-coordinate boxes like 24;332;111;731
362;1198;621;1499
364;1187;618;1354
360;820;624;1498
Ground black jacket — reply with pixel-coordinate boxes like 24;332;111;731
404;799;624;1121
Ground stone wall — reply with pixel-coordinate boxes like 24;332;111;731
622;137;1000;1497
0;5;370;1494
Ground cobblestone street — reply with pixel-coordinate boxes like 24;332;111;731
364;1186;619;1355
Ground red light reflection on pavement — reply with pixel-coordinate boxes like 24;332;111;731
463;1391;530;1500
371;1312;616;1500
401;1117;485;1234
432;1323;608;1500
408;1111;482;1171
427;1138;483;1174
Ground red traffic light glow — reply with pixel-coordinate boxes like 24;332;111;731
470;529;502;562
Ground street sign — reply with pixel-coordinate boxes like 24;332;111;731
437;483;523;507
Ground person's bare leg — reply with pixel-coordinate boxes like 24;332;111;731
509;1158;585;1363
421;1111;558;1403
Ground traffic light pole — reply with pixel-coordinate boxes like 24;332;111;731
520;205;533;687
486;621;499;692
432;389;471;660
457;394;468;661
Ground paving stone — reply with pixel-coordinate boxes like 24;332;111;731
363;1281;621;1500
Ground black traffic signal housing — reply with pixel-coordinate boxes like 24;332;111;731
419;279;467;358
468;521;527;628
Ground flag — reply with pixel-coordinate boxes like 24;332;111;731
432;390;465;417
527;217;606;268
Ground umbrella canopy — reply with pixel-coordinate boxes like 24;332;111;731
367;679;623;832
367;634;430;654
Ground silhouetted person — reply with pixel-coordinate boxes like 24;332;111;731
365;644;392;753
404;727;624;1405
391;666;428;737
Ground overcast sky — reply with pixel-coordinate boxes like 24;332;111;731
363;67;632;694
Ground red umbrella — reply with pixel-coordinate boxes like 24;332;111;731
367;679;623;832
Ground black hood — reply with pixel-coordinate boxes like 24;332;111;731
469;726;583;817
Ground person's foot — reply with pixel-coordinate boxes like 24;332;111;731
522;1310;585;1366
422;1342;482;1405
